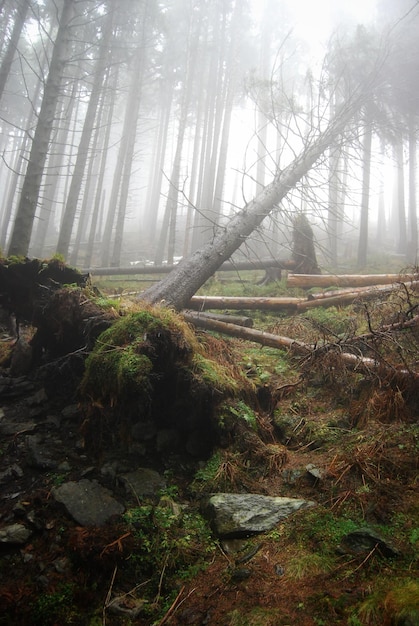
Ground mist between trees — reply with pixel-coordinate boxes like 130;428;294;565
0;0;418;277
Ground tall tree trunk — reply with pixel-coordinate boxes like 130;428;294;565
0;0;30;101
30;79;80;257
255;0;273;193
357;112;372;268
56;10;113;259
394;136;407;254
100;14;146;267
154;7;197;265
140;93;369;310
328;143;340;267
407;114;417;263
142;83;173;249
69;86;106;266
83;68;118;269
0;130;28;249
376;142;387;245
190;7;220;252
211;1;243;226
7;0;76;257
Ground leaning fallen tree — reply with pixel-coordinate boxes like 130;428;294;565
138;82;373;310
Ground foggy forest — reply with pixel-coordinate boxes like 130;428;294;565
1;0;418;273
1;3;419;626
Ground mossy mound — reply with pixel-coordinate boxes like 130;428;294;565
80;305;254;461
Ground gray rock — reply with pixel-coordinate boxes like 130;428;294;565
57;461;71;472
9;337;32;376
120;468;166;498
338;527;401;558
305;464;324;480
28;388;48;406
0;463;24;484
0;416;36;435
52;479;124;526
131;420;157;441
203;493;316;538
26;435;58;470
0;523;32;544
156;429;180;452
281;468;304;484
61;404;81;419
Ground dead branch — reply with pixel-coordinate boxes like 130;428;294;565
183;312;419;382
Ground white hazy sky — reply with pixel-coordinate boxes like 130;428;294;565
295;0;376;43
252;0;377;48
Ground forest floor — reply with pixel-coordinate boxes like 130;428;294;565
0;269;418;626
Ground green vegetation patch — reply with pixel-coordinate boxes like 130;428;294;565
80;306;198;405
122;495;216;588
356;578;419;625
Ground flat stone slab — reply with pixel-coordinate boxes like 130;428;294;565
120;468;166;498
338;527;401;558
0;523;32;544
203;493;316;538
52;479;124;526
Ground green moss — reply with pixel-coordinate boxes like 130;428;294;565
192;352;240;395
228;399;258;430
286;507;361;554
32;583;77;626
123;497;215;585
191;448;247;492
303;305;356;337
193;450;223;484
286;551;334;580
80;307;196;405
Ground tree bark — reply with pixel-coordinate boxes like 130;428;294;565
394;137;407;254
7;0;76;257
357;110;373;268
407;113;417;263
0;0;30;102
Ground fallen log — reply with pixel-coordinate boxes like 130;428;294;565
84;259;293;276
189;311;254;327
188;296;304;311
183;311;310;353
296;282;419;310
287;273;419;289
183;312;419;382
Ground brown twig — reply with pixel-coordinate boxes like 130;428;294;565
102;565;118;625
156;585;196;626
100;532;131;558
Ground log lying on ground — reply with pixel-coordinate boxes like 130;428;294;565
297;282;419;309
190;311;254;327
189;295;304;311
184;311;310;353
84;259;292;276
188;282;418;312
287;273;419;289
184;311;419;382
